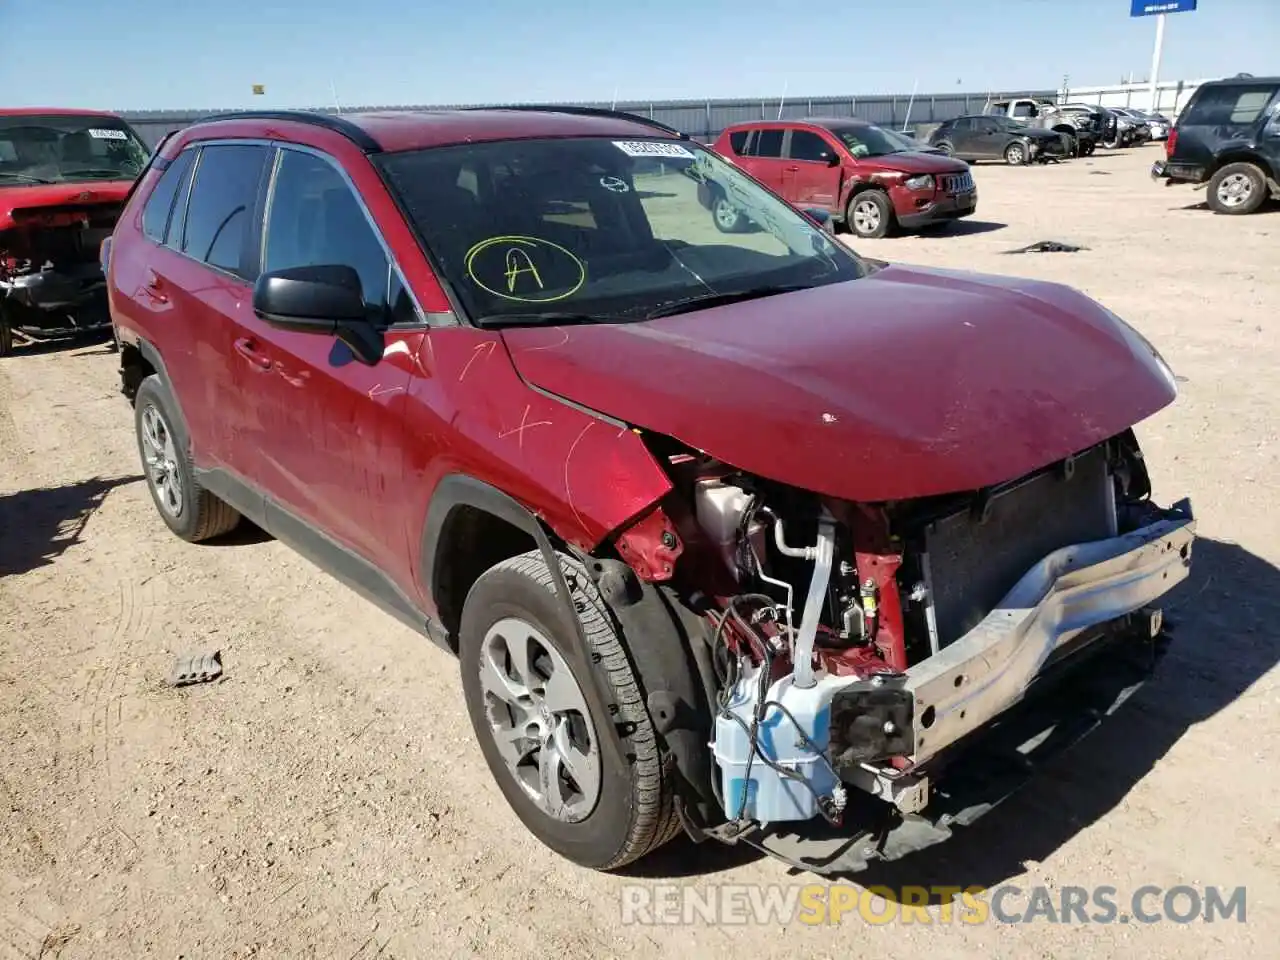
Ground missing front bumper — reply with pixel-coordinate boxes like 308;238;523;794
899;499;1193;766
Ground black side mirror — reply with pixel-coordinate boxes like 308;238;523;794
799;207;834;233
253;264;384;365
825;152;841;167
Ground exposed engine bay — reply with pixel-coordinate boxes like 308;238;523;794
632;428;1195;864
0;200;121;346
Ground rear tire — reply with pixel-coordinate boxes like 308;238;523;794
935;141;955;157
1206;162;1268;216
458;550;681;871
846;190;893;239
133;375;241;542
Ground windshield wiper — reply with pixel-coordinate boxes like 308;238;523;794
0;172;55;184
645;284;811;320
472;311;633;328
61;168;130;179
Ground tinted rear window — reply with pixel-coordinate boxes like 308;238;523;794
182;143;270;277
1181;84;1279;126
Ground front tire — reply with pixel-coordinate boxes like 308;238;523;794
1004;142;1027;165
459;550;680;871
1206;162;1268;216
133;375;241;542
0;307;12;358
846;190;893;239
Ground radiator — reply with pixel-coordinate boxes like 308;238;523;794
920;446;1117;652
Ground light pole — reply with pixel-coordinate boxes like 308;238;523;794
1147;12;1166;113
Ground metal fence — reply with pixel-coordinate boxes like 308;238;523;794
118;90;1060;148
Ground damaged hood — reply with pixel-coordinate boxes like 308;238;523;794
0;181;131;233
501;264;1178;502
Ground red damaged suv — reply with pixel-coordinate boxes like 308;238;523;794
106;106;1194;875
709;118;977;239
1;108;151;355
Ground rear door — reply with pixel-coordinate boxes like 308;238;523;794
116;140;272;477
781;128;843;211
737;126;788;193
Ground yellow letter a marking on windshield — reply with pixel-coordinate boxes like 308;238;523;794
505;247;544;293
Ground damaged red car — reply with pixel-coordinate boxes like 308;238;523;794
106;107;1195;875
0;108;150;356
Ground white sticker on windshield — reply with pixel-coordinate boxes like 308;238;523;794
612;140;695;159
88;128;128;140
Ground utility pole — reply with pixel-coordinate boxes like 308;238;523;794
1147;13;1166;113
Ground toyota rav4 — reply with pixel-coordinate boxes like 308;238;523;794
105;107;1195;875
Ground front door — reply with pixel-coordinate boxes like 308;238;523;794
971;118;1004;159
782;128;843;211
233;144;416;569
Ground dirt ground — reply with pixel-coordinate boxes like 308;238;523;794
2;145;1277;959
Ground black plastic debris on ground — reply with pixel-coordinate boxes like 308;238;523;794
169;651;223;687
1004;240;1088;254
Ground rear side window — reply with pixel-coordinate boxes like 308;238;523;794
727;130;748;154
181;143;271;277
1181;84;1280;126
752;129;783;158
141;148;195;243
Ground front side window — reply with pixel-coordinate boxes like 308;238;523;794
182;143;270;277
0;114;150;188
788;130;835;163
376;136;863;327
263;149;391;317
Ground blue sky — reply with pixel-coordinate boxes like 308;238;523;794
1;0;1275;111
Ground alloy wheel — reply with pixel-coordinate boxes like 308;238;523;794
477;617;602;823
140;403;183;518
853;198;881;235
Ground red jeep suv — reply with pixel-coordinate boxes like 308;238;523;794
710;118;977;238
106;107;1194;876
1;107;151;355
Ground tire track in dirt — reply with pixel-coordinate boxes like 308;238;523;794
0;366;30;484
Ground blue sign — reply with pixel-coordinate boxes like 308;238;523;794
1130;0;1197;15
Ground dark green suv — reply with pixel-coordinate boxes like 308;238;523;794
1152;76;1280;215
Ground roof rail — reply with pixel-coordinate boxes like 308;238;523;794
187;110;382;153
462;103;687;139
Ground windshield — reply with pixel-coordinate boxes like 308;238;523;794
375;136;864;326
0;114;150;186
829;124;911;158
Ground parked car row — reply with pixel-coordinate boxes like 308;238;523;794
5;77;1277;356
